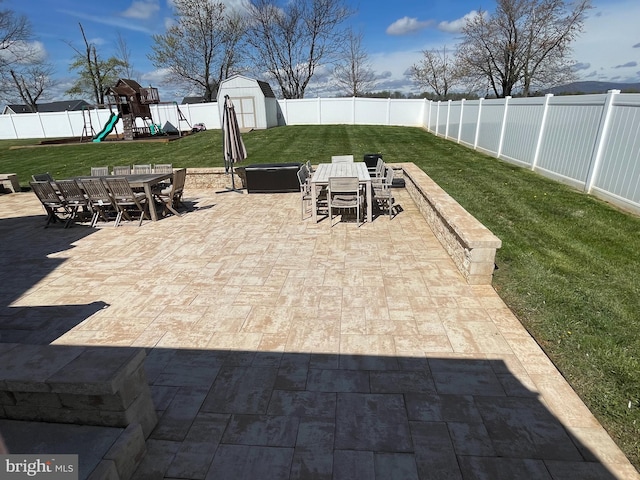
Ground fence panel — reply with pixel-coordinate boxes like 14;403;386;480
459;100;481;147
354;98;389;125
387;99;424;126
592;94;640;207
476;99;505;155
535;95;605;187
447;102;463;141
500;97;546;167
319;98;352;124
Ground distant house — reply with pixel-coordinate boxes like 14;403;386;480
181;96;208;104
1;100;90;115
217;75;278;129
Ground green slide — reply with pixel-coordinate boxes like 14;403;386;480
93;112;121;142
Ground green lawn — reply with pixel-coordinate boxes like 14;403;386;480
2;125;640;467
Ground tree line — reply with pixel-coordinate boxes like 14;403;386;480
0;0;590;112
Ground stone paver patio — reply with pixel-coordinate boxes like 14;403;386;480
0;186;638;479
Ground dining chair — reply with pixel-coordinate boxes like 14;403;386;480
371;158;386;181
54;179;92;228
373;166;396;219
104;177;149;227
305;160;314;174
297;167;313;220
79;178;118;227
153;163;173;174
112;165;132;175
297;166;326;220
363;153;383;175
132;164;152;174
331;155;354;163
31;172;54;182
327;176;364;227
30;181;70;227
152;168;186;217
91;166;109;176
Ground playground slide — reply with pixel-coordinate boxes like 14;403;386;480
93;112;121;142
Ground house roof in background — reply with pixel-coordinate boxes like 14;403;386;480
2;100;90;114
181;96;208;104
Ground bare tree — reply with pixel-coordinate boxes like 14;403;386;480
148;0;247;101
67;23;127;104
247;0;352;99
410;46;465;100
457;0;591;97
333;29;376;96
0;2;30;72
0;2;56;108
8;63;55;112
115;32;138;81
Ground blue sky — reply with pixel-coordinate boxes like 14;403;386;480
6;0;640;102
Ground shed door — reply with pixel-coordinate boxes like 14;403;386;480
231;96;256;129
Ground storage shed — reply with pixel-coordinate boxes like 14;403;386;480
217;75;278;130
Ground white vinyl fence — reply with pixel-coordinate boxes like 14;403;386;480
427;90;640;214
1;91;639;213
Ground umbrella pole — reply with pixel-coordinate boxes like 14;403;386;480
216;156;243;194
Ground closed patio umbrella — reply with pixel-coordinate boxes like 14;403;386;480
218;95;247;193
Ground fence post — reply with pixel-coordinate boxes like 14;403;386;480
352;96;356;124
445;100;452;139
387;98;391;125
317;96;322;124
435;101;441;136
585;89;620;193
282;99;288;125
474;98;484;149
9;114;18;139
531;93;553;171
457;99;465;143
497;96;511;158
37;112;47;138
66;110;74;137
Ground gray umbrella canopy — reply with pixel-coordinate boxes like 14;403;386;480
221;95;247;191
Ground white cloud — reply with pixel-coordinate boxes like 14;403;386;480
59;9;155;34
438;11;483;33
0;40;47;64
121;1;160;20
386;17;433;36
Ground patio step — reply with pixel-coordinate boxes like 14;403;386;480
0;419;146;480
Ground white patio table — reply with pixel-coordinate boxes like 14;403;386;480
310;162;372;223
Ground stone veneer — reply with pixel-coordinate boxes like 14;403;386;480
399;163;502;285
0;344;157;438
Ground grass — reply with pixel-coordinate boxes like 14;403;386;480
2;125;640;467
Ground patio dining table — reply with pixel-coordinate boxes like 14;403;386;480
70;172;173;222
310;162;372;223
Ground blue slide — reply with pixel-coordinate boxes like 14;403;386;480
93;112;120;142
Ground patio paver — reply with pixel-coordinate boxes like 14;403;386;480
0;186;638;479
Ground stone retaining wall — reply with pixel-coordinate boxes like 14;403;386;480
185;167;234;190
399;163;501;285
0;344;157;438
